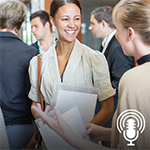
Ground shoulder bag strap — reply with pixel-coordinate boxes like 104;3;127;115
37;54;44;110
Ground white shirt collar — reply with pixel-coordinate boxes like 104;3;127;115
101;30;116;54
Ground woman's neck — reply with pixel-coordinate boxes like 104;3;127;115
56;39;75;59
134;41;150;60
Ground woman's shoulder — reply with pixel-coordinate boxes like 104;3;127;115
75;39;107;67
75;39;104;59
119;62;150;89
122;62;150;78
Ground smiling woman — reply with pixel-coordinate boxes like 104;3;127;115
28;0;115;148
50;3;81;45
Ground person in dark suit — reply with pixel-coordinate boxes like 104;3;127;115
89;6;135;147
0;0;38;149
30;10;57;54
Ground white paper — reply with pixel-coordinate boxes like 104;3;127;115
50;83;98;111
56;90;97;123
36;106;90;149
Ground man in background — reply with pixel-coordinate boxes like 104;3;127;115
0;0;38;149
89;6;135;147
30;10;56;54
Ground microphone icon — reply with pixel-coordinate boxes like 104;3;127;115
117;109;146;146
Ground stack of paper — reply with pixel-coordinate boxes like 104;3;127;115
35;84;97;149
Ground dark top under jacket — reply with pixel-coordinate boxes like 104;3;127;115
137;54;150;65
0;32;38;125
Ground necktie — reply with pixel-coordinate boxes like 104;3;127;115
100;45;103;52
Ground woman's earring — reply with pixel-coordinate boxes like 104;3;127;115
52;26;56;32
52;25;58;39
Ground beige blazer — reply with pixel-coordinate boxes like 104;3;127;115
111;62;150;150
29;39;115;105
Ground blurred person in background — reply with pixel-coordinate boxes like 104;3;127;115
89;6;135;147
30;10;57;54
0;0;38;149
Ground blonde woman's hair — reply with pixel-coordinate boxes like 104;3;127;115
112;0;150;45
0;0;26;34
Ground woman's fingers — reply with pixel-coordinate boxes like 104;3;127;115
53;107;63;123
84;123;91;130
53;107;69;130
53;115;58;120
32;104;49;122
81;130;90;138
37;103;41;109
81;123;92;138
45;105;50;114
32;104;41;114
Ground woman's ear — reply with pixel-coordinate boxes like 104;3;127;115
128;27;135;41
50;16;55;26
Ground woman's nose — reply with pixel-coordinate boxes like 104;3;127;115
68;20;75;28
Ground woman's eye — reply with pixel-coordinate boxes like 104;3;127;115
75;17;80;21
62;18;68;21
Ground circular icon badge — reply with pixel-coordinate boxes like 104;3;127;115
117;109;146;146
